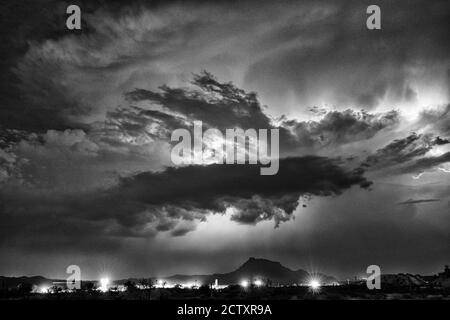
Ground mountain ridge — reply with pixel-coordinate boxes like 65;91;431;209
0;257;337;288
157;257;337;286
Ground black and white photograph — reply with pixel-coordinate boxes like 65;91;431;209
0;0;449;315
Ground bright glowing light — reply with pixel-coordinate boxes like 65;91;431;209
39;286;49;294
254;279;263;287
240;280;249;288
308;279;321;291
99;277;110;292
155;280;165;288
100;277;109;287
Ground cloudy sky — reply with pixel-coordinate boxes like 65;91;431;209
0;0;449;280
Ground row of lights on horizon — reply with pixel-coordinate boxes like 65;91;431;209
38;277;110;294
240;278;321;291
38;276;322;293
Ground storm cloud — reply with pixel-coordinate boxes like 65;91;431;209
111;156;371;221
114;72;400;154
0;156;371;248
363;133;448;169
398;198;440;205
0;0;448;279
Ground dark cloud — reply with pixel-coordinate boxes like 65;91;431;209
398;199;440;205
0;0;448;279
0;0;67;131
102;107;188;142
0;0;156;131
434;136;450;145
109;156;371;226
121;72;399;153
5;0;444;132
281;109;399;148
125;71;272;131
0;156;370;253
170;225;197;237
399;151;450;175
0;128;37;149
363;132;447;169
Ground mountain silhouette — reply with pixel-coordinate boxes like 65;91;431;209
0;258;337;288
0;275;55;289
162;257;336;286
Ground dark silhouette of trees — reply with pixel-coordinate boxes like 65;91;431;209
198;284;212;297
17;282;33;295
139;278;153;289
124;280;137;292
84;282;95;291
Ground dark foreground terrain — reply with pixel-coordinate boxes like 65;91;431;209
2;284;449;300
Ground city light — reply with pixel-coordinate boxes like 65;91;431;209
240;280;249;288
308;278;321;292
39;286;50;294
155;280;164;288
254;279;263;287
99;277;110;292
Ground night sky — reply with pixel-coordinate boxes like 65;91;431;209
0;0;449;280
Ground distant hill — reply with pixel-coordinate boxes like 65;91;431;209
159;257;337;286
3;262;450;290
0;257;337;288
381;274;428;287
382;269;450;288
0;276;56;289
